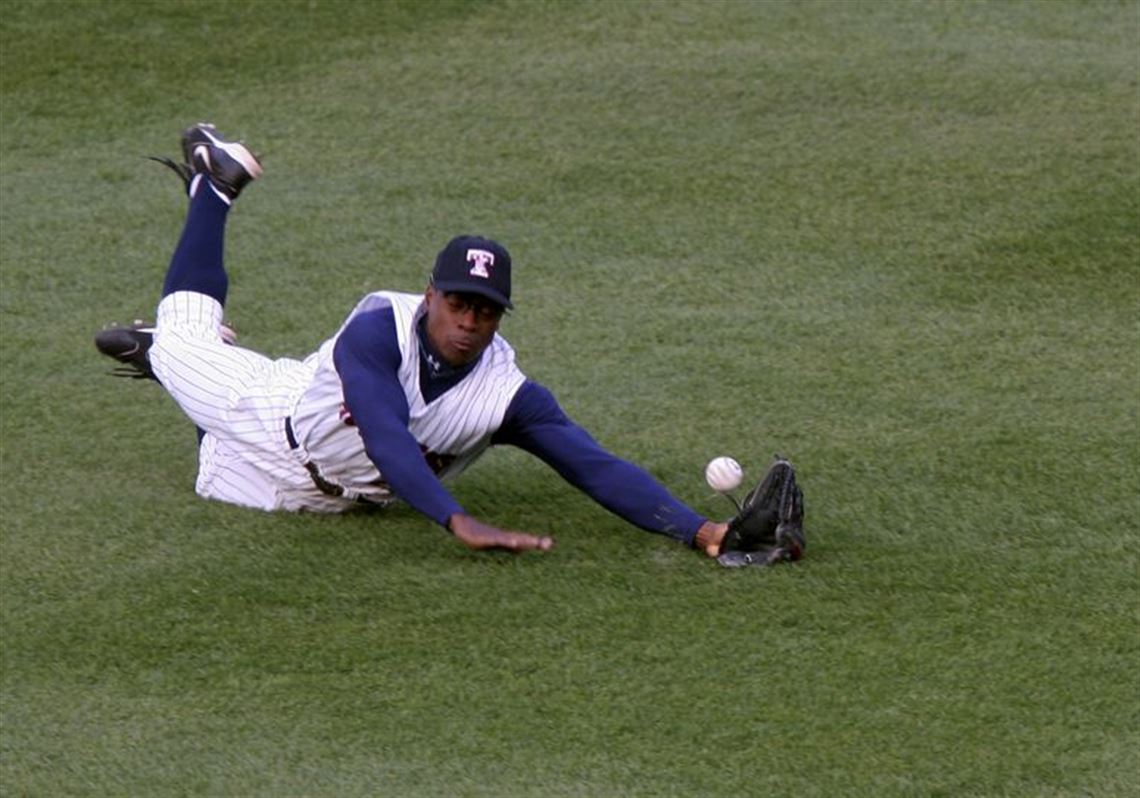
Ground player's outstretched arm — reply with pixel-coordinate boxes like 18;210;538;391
448;514;554;553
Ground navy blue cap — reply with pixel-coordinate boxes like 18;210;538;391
431;235;513;309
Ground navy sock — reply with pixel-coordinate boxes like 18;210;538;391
161;179;231;303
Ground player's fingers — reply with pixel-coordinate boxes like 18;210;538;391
510;533;553;552
449;516;552;553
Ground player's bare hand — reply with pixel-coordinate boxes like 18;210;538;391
448;513;554;553
695;520;729;558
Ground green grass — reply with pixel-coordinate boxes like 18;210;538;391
2;0;1138;795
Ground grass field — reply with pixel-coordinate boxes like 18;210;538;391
2;1;1138;795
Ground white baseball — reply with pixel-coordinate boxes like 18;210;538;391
705;456;743;492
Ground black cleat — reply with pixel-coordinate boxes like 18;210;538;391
95;321;157;380
181;123;262;200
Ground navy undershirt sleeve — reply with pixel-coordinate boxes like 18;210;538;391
492;381;706;545
333;308;463;526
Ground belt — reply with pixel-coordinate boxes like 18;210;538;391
285;416;345;498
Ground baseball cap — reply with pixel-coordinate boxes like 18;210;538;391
430;235;513;309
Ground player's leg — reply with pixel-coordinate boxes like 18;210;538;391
94;124;257;381
160;122;262;303
195;431;289;511
148;126;269;435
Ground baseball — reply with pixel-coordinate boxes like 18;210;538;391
705;456;743;492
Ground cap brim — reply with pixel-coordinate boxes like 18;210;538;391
432;280;513;310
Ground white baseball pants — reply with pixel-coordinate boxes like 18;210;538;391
150;290;353;513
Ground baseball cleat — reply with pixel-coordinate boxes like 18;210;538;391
95;321;158;380
94;319;237;380
181;123;262;200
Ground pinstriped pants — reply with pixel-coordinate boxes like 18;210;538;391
150;290;356;513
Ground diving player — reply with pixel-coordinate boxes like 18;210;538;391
96;124;730;557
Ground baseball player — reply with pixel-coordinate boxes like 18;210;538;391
97;124;743;558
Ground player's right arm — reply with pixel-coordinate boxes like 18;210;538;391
333;309;551;553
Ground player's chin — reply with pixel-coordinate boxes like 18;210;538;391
448;337;483;363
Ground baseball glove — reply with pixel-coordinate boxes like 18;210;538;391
717;456;805;568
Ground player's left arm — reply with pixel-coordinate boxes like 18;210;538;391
335;312;552;554
334;310;465;525
492;381;708;546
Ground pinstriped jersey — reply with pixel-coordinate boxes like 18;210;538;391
289;291;527;501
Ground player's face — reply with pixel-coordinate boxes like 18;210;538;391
424;287;503;366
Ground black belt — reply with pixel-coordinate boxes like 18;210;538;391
285;416;345;498
284;415;301;449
